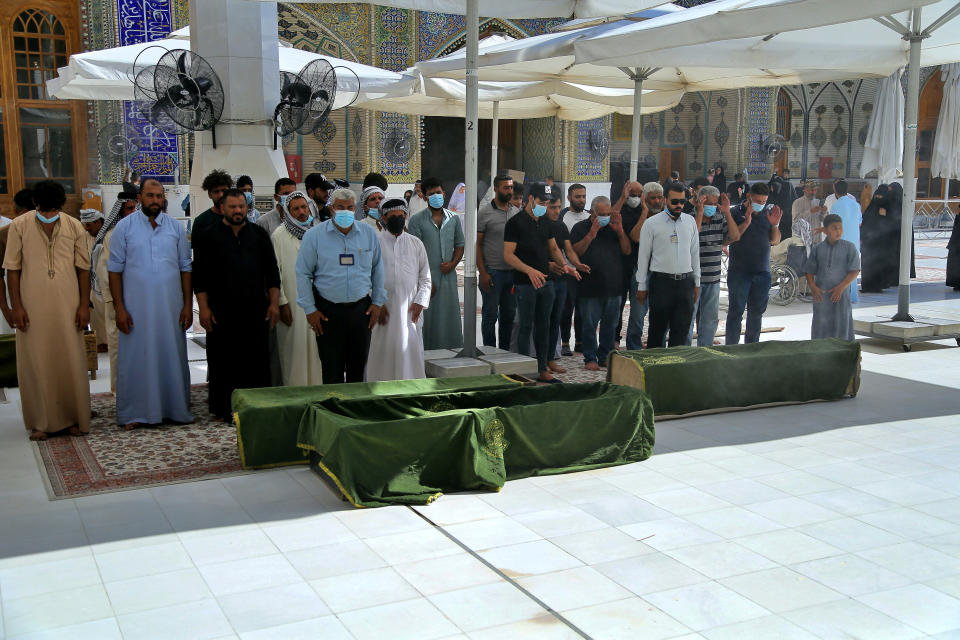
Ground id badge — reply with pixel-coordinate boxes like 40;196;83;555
670;232;679;244
340;253;355;266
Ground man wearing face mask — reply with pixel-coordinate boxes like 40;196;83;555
725;183;782;345
272;191;323;386
256;177;297;236
296;188;385;384
559;183;589;355
408;177;465;350
691;186;740;346
636;182;701;348
366;199;432;382
476;174;518;350
570;196;629;370
193;189;280;420
614;181;662;350
108;179;193;430
236;175;258;223
504;182;580;383
5;180;91;440
305;173;335;222
357;186;386;232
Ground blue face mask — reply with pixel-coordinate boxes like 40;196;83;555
703;205;718;216
597;215;611;227
532;204;547;218
751;202;766;213
294;215;314;228
244;192;254;207
428;193;445;209
367;207;380;220
333;210;355;229
279;194;290;208
36;212;60;224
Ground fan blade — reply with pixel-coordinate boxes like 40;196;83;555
176;51;188;75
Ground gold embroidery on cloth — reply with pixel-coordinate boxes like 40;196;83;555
482;418;509;458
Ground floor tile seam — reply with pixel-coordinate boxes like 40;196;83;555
847;591;956;635
635;584;775;630
408;506;594;640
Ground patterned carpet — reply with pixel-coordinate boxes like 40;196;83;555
34;384;245;499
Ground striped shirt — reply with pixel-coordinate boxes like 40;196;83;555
698;213;728;284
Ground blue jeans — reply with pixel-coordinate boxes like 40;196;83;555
548;279;567;363
515;282;555;374
690;281;721;346
626;271;648;350
725;271;772;344
480;269;516;349
580;295;621;365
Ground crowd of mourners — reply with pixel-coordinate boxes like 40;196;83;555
2;160;950;441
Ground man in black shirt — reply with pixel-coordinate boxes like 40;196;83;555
570;196;631;370
504;182;579;383
190;169;233;245
545;194;588;374
727;172;749;205
613;181;663;349
559;183;588;355
305;173;335;222
193;189;281;419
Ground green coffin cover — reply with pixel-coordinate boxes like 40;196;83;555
232;375;523;469
297;382;655;508
0;334;15;388
607;338;861;416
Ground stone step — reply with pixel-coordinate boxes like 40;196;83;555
477;352;539;375
871;321;938;339
425;357;492;378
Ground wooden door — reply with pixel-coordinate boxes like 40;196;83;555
659;148;684;182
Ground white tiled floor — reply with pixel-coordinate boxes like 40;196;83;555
1;287;959;638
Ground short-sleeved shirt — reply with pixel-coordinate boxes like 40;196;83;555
619;203;645;268
477;200;517;272
729;203;772;274
548;218;570;282
570;220;624;297
698;213;729;285
504;211;553;286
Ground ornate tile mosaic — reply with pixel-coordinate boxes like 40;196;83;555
522;117;556;182
280;4;371;61
746;87;774;178
571;117;609;182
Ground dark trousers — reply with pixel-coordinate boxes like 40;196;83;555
480;269;516;349
560;276;581;346
646;273;695;349
515;282;555;374
313;292;372;384
207;312;270;418
547;279;567;362
725;271;772;344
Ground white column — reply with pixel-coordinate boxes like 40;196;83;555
460;0;480;356
491;100;500;182
188;0;286;212
894;8;923;320
630;73;643;182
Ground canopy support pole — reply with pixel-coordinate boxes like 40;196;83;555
619;67;658;182
491;100;500;183
459;0;480;357
894;8;925;321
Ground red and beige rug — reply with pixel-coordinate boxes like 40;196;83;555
34;384;247;499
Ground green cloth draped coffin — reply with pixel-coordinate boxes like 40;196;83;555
607;339;861;417
297;383;655;508
232;375;525;469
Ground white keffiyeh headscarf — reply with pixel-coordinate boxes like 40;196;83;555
354;186;385;221
281;191;319;241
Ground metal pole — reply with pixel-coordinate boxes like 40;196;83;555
630;73;643;181
491;100;500;183
894;7;924;321
459;0;480;357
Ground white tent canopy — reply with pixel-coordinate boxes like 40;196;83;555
860;69;905;183
46;26;417;107
931;62;960;180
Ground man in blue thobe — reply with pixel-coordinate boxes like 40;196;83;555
108;179;194;429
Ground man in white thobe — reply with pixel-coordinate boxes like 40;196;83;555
272;191;324;386
365;198;432;382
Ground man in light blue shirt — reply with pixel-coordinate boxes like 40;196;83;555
295;188;386;384
829;180;862;303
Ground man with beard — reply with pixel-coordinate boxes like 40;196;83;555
476;174;518;350
793;181;827;246
559;183;588;355
366;199;432;382
108;179;193;430
92;192;138;392
305;173;335;222
194;189;280;420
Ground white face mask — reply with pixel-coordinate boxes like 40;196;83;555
626;196;642;209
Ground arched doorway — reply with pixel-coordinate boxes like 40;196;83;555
916;67;960;202
774;89;792;176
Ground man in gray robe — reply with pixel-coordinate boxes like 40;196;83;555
804;214;860;341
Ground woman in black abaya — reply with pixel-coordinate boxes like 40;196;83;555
861;183;915;292
947;208;960;290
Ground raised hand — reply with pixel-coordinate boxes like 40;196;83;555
767;205;783;227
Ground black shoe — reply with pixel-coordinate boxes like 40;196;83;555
573;342;583;353
561;344;573;357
